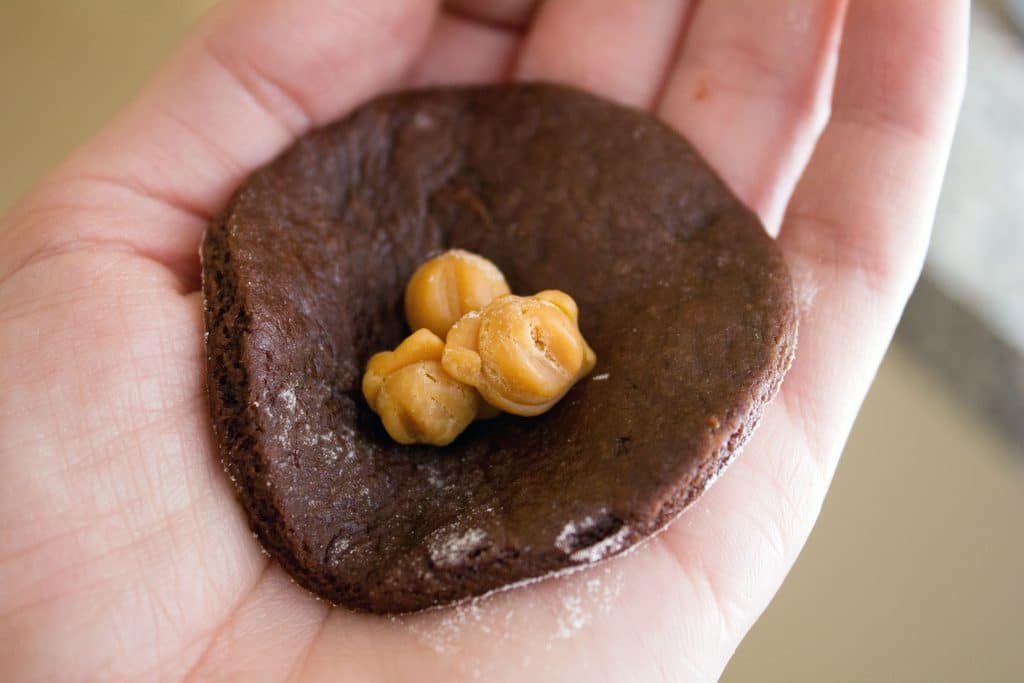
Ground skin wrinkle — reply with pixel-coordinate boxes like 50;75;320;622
150;509;252;663
177;567;330;683
13;449;200;594
56;399;204;484
756;423;826;555
444;0;538;30
164;101;252;188
659;501;756;660
408;12;521;87
649;540;722;683
517;0;693;107
284;608;333;683
650;0;701;109
0;208;198;294
199;35;315;139
179;562;274;683
4;519;187;618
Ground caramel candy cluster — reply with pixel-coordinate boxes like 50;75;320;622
363;250;596;445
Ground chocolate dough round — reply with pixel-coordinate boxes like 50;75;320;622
202;83;797;613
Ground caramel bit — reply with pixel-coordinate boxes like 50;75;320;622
443;291;597;417
365;251;597;445
404;249;510;338
362;329;481;446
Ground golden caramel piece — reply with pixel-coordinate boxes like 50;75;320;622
442;291;597;417
404;249;511;338
363;329;482;446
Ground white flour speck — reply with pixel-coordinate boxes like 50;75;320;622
554;593;589;639
591;373;610;381
430;527;488;568
413;111;436;130
394;552;630;669
793;269;819;317
555;515;600;554
569;525;631;563
325;536;352;567
425;466;446;489
559;564;625;640
279;388;297;412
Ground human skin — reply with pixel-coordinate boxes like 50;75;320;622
0;1;966;681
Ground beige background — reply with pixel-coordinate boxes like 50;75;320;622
2;2;1021;681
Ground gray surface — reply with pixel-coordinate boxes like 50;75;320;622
1007;0;1024;34
927;0;1024;354
897;276;1024;446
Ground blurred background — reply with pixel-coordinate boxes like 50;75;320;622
1;1;1020;681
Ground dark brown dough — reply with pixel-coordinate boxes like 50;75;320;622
202;83;797;613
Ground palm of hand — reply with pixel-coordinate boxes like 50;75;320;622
0;1;964;681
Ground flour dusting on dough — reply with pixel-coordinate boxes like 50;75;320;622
569;525;631;563
279;387;297;412
555;515;600;554
424;465;447;489
430;527;488;568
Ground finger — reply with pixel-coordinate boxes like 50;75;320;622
1;0;438;285
445;0;538;28
778;0;968;444
408;11;520;88
662;0;968;667
657;0;847;231
515;0;694;108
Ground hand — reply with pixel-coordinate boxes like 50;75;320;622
0;1;966;680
